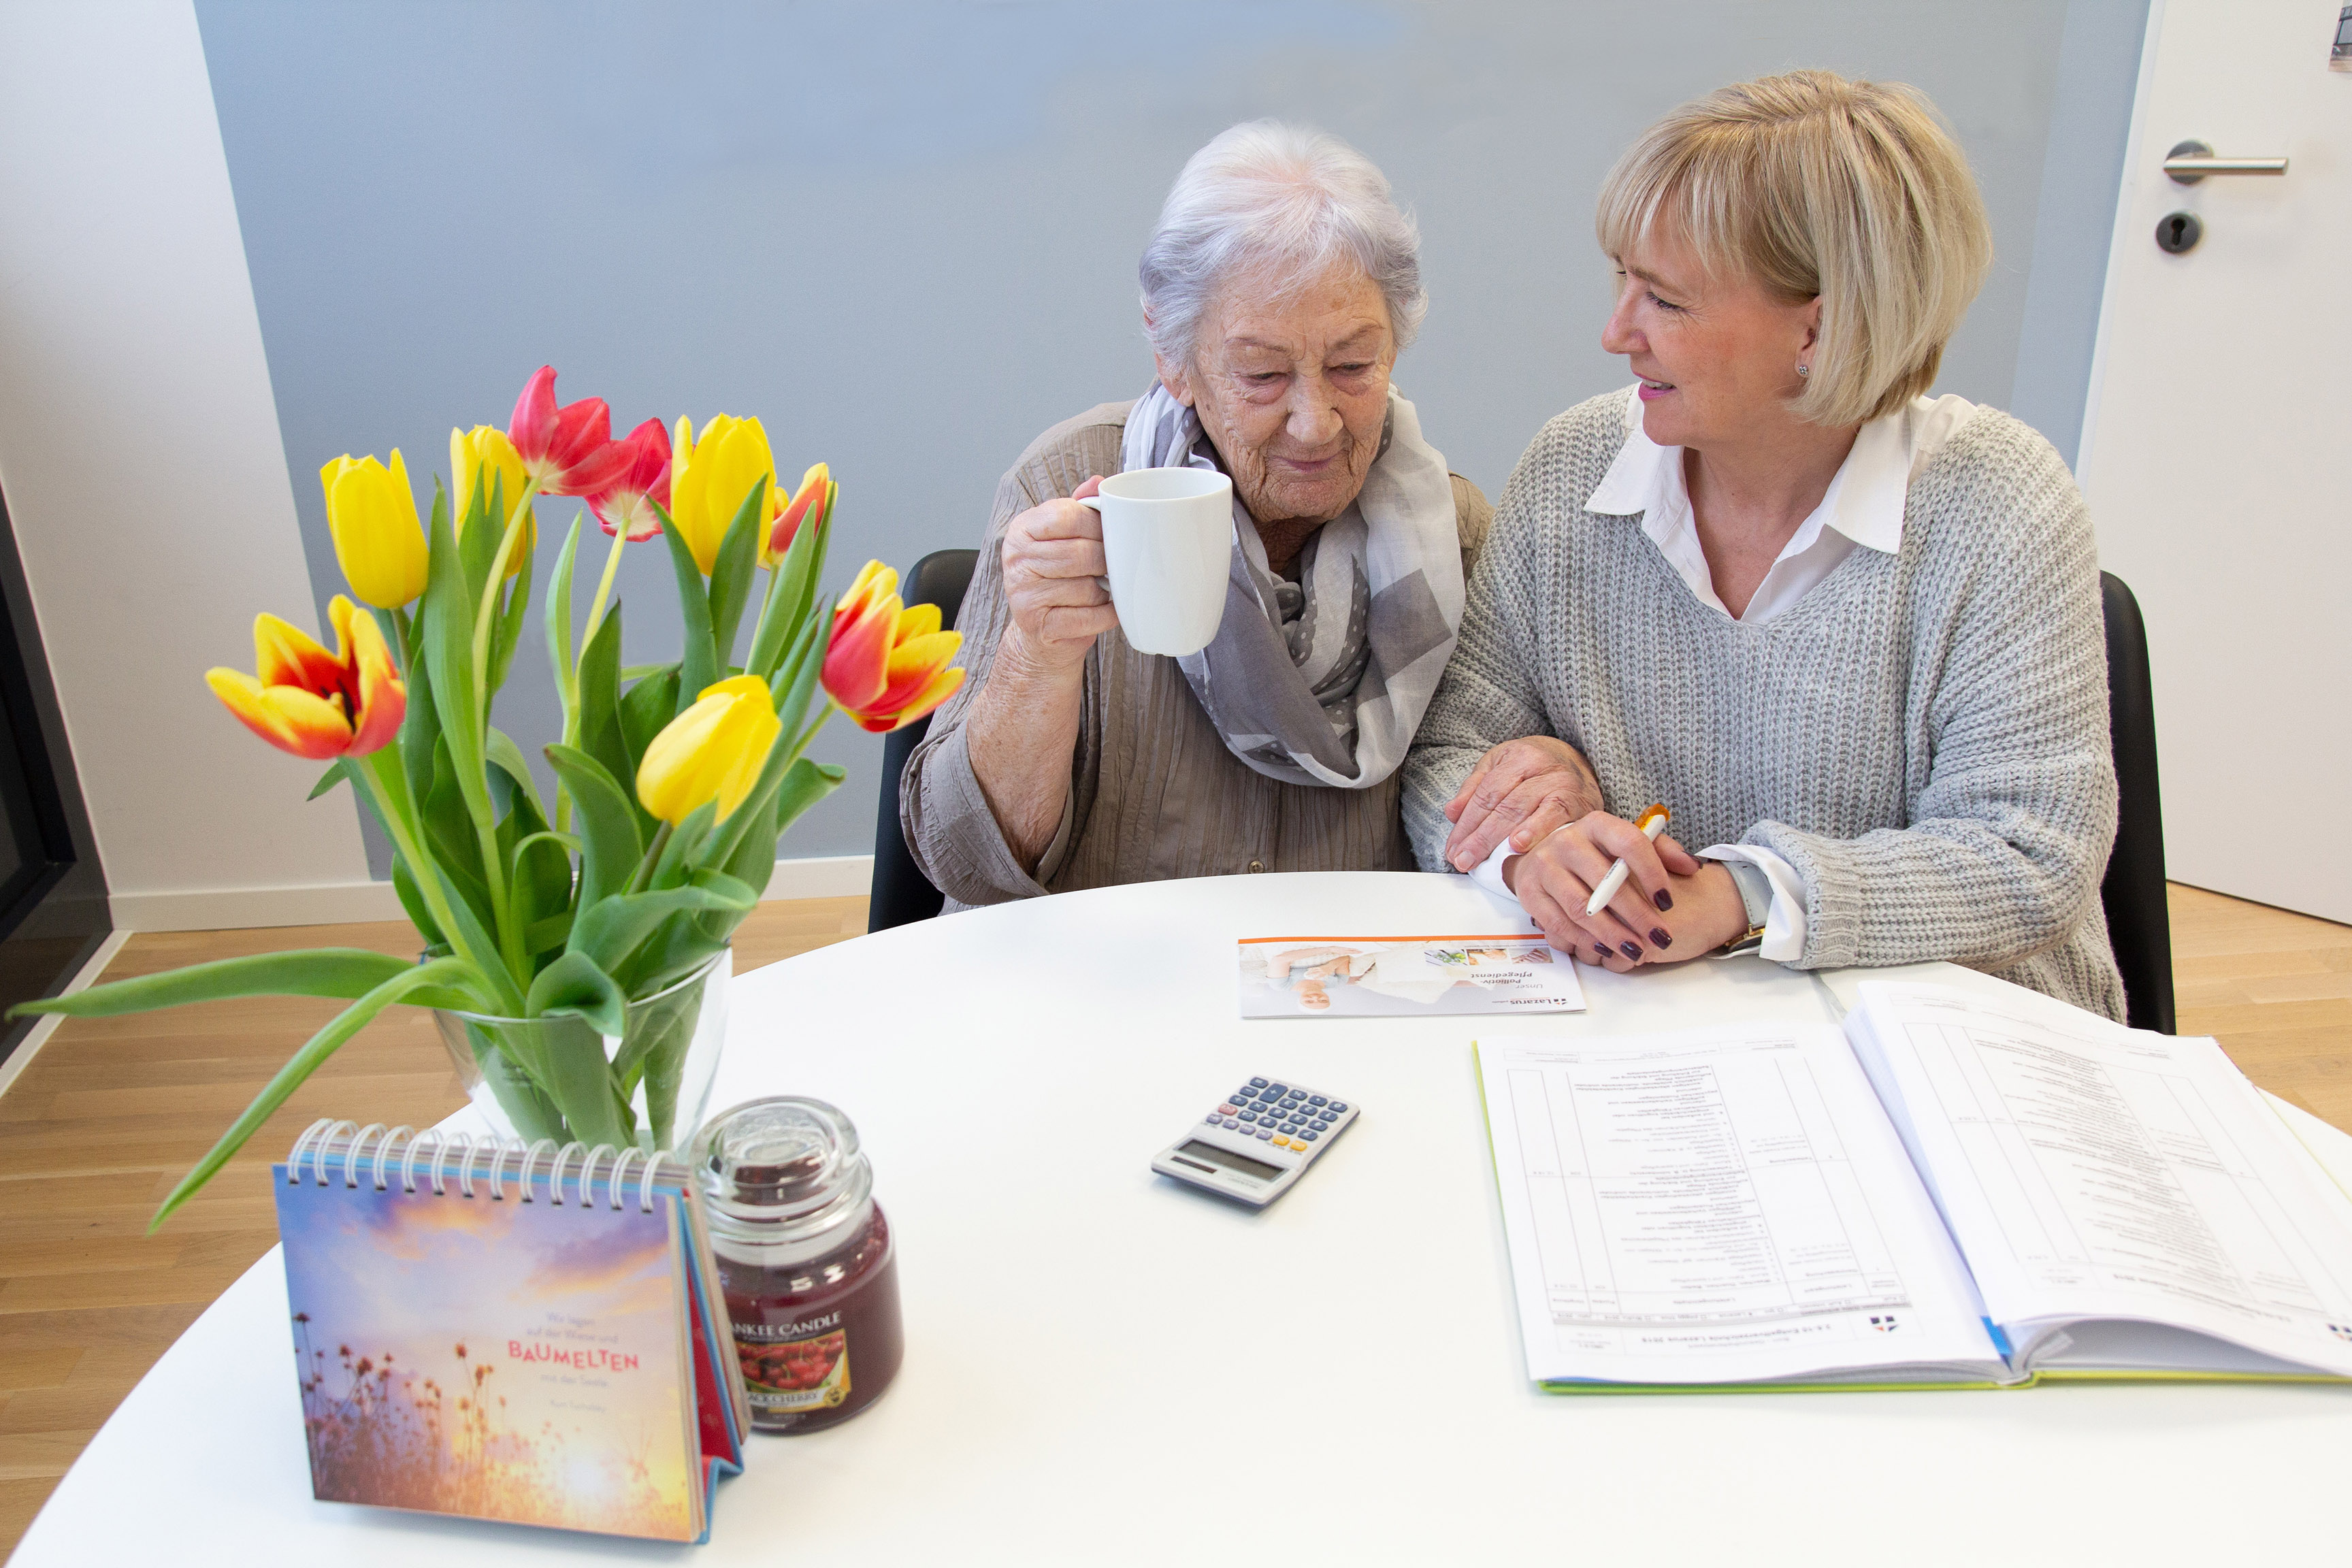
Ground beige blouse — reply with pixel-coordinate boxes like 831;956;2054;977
902;401;1494;910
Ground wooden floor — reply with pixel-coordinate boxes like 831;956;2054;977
0;883;2346;1554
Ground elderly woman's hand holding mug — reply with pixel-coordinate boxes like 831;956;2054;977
998;474;1118;676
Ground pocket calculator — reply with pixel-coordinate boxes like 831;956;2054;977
1151;1077;1358;1209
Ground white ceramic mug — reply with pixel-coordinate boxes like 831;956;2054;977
1076;467;1233;657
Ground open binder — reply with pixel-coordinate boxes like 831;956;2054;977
1478;982;2352;1392
272;1122;749;1542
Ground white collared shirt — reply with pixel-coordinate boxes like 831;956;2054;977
1474;386;1978;960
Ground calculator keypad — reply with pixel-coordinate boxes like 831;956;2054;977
1210;1081;1352;1153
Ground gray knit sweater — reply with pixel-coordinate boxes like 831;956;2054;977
1402;391;2125;1019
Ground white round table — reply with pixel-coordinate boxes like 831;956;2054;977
18;872;2352;1565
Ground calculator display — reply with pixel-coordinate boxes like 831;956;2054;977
1175;1140;1282;1181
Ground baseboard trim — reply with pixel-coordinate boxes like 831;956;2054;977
760;855;875;900
0;929;131;1100
110;855;879;932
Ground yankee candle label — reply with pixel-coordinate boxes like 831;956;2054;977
740;1329;851;1411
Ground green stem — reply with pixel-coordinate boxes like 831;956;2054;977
583;523;629;652
789;698;839;762
355;751;521;1012
627;821;674;896
390;605;414;674
466;474;540;982
472;474;541;700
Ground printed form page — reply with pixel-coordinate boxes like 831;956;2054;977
1849;983;2352;1376
1480;1026;2002;1386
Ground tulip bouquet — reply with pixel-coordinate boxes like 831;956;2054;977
17;367;964;1228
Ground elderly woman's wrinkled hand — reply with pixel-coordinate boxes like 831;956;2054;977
1501;809;1737;972
1442;736;1605;872
1000;475;1121;675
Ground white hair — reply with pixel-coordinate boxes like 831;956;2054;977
1138;120;1426;369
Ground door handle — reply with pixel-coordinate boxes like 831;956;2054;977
2165;139;2288;184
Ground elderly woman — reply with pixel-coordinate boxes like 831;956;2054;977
1406;71;2125;1017
904;122;1491;906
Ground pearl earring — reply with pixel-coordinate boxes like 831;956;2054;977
1796;362;1810;377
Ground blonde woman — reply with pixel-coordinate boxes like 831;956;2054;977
1405;71;2123;1017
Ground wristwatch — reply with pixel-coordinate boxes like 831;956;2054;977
1714;860;1772;958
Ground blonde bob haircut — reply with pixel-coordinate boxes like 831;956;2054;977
1595;70;1993;427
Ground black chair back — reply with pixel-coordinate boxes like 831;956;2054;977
867;549;980;932
2100;572;2174;1032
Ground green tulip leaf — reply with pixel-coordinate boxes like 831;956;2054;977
421;487;494;836
485;726;543;819
746;495;821;682
576;605;635;809
399;609;441;821
488;537;534;697
459;472;501;604
709;791;778;898
525;949;627;1037
652;502;719;713
7;949;483;1021
706;476;767;674
306;760;348;802
772;757;846;838
524;910;574;953
544;512;582;711
391;855;447;951
545;743;642;910
568;879;753;976
651;799;717;892
150;956;480;1231
617;663;680;843
772;603;830;742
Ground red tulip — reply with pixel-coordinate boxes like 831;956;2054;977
585;419;672;542
506;365;633;498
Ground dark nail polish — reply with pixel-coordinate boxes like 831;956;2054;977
1618;942;1642;961
1593;944;1612;961
1650;928;1673;949
1654;889;1673;912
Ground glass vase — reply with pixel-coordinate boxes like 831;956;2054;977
431;949;731;1155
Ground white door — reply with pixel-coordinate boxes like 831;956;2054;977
2078;0;2352;923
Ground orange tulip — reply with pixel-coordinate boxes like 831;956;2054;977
819;560;966;734
206;596;406;760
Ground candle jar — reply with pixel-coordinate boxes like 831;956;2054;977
693;1097;903;1434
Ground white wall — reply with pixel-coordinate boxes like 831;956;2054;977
0;0;378;928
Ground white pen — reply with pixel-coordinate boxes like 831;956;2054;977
1584;804;1670;916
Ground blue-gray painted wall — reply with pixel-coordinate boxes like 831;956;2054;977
195;0;2147;873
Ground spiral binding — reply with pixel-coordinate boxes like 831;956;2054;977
284;1120;672;1213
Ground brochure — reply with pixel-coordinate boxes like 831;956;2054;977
1239;934;1585;1017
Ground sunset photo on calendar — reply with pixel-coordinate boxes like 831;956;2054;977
274;1175;698;1540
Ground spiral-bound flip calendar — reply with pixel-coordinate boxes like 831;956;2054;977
272;1120;748;1544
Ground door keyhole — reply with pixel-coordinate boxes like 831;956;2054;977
2156;211;2203;254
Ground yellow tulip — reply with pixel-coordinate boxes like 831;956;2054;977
636;674;783;826
670;414;776;575
450;425;535;577
318;451;429;609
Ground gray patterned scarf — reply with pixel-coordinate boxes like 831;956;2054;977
1120;382;1463;789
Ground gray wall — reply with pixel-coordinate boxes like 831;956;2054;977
195;0;2146;872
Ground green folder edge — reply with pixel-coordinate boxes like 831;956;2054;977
1469;1041;2351;1396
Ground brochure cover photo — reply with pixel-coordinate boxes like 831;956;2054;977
1239;935;1586;1017
275;1172;702;1541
